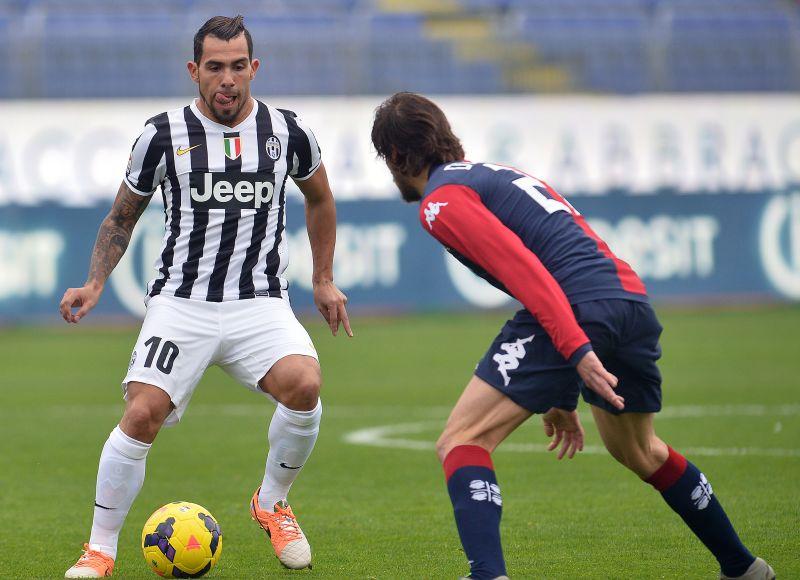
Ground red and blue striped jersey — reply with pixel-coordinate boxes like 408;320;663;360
420;161;648;364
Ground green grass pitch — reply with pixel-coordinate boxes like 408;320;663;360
1;306;798;578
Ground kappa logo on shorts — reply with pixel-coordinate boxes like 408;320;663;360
469;480;502;506
691;473;714;510
128;350;137;370
493;334;535;386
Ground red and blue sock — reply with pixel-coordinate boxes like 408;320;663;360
646;446;755;577
443;445;507;580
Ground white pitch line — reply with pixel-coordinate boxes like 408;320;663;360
29;402;800;420
343;419;800;458
655;404;800;419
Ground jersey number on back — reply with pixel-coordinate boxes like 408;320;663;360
444;162;575;215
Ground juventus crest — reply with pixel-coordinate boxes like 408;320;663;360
266;135;282;161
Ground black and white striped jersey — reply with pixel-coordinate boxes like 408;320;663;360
124;98;321;303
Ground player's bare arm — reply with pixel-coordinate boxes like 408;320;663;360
295;162;353;337
59;181;151;323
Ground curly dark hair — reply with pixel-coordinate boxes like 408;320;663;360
371;92;465;176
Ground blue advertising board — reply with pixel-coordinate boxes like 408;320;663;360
1;190;799;322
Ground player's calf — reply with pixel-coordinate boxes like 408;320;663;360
645;446;759;577
592;408;770;577
443;445;507;580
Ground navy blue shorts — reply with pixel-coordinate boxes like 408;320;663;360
474;299;663;414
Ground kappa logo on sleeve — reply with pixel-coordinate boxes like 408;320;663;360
424;201;448;229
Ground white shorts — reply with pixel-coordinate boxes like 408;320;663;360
123;295;318;426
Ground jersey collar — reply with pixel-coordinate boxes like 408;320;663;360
422;163;447;200
190;97;258;132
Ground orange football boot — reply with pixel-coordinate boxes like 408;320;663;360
250;488;312;569
64;544;115;578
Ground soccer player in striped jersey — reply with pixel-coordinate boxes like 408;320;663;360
371;93;775;580
59;16;349;577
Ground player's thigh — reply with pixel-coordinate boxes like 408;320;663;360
124;296;218;426
590;406;668;477
474;310;582;414
437;375;532;461
218;297;319;405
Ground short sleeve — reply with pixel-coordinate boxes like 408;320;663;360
286;114;322;181
124;121;166;196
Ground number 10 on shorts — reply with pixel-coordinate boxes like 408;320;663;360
143;336;180;374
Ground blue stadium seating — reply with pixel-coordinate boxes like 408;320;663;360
0;0;797;97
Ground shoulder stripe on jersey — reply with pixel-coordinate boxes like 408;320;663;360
281;109;312;178
175;106;210;299
206;130;243;301
136;119;166;192
264;109;295;294
238;101;276;298
148;112;179;298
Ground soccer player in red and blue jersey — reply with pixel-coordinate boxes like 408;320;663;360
371;93;775;580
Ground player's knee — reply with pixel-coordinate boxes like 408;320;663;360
606;445;643;473
436;433;453;463
436;432;493;464
281;371;320;411
120;403;165;443
604;438;667;478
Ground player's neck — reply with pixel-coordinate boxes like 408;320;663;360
410;169;430;198
195;96;254;128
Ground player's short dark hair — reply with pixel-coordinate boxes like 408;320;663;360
193;15;253;63
371;92;465;176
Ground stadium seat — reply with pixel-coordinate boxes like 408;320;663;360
1;0;798;96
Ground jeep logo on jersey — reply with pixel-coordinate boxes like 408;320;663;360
189;172;274;210
266;135;281;160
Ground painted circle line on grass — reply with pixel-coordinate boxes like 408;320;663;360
342;404;800;458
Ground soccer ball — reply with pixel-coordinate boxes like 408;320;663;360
141;501;222;578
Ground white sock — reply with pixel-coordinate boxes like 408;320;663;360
88;426;150;559
258;400;322;511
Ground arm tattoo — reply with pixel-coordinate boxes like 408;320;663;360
86;182;152;286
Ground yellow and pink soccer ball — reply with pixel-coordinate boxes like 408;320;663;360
141;501;222;578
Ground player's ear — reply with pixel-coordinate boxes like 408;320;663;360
250;58;260;79
187;60;200;83
389;148;403;168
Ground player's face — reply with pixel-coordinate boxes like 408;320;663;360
389;165;422;202
188;34;260;125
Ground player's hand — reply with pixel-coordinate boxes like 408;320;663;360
59;283;103;324
576;350;624;410
313;280;353;337
541;407;584;460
